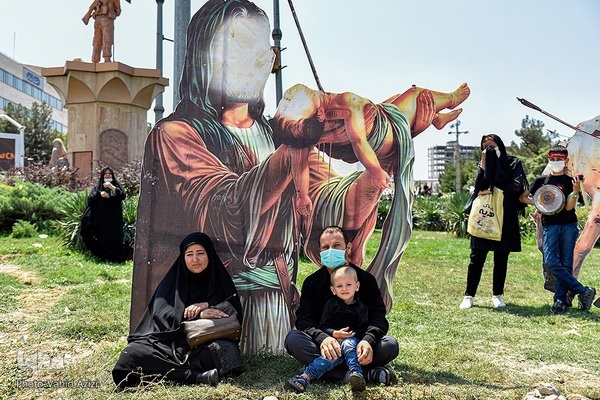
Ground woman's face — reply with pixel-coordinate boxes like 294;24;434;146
103;170;113;180
184;244;209;274
481;137;498;150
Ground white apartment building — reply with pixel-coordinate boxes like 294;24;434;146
427;141;477;179
0;50;67;133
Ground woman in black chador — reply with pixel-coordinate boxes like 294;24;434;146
460;134;528;309
81;167;127;262
112;232;245;388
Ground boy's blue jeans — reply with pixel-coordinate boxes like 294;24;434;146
542;222;584;303
304;337;362;381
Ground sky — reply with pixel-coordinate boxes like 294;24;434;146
1;0;599;180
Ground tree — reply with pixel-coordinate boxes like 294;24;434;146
438;160;478;193
0;103;28;133
508;115;557;158
0;101;60;163
508;115;558;182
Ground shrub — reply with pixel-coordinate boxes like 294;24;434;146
11;220;38;238
412;195;445;231
3;162;91;192
0;180;69;233
53;191;138;253
376;199;392;229
115;159;142;197
122;194;138;250
52;190;89;251
441;191;470;238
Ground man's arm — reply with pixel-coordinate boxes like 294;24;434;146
294;274;330;344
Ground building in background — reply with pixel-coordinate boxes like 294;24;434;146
427;141;477;179
0;51;67;134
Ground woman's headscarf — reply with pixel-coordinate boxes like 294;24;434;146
481;134;510;190
129;232;242;342
92;166;124;195
479;134;528;214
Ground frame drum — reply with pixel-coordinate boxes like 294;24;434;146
533;184;565;215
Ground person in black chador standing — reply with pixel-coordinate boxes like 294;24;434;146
460;134;529;309
81;166;127;262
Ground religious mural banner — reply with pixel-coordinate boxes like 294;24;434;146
131;0;470;354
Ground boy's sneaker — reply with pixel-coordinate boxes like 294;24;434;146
492;295;506;308
551;299;566;315
349;372;366;391
365;367;391;386
578;287;596;311
459;296;474;309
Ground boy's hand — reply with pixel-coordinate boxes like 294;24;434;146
572;175;582;195
332;327;355;341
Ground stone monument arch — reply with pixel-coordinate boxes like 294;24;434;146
42;61;168;179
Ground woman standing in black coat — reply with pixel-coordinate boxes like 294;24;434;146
460;134;528;309
81;167;127;262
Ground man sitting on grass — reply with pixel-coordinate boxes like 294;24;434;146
285;226;398;390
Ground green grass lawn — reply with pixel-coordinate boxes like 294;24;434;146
0;231;599;400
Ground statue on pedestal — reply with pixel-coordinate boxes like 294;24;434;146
83;0;121;63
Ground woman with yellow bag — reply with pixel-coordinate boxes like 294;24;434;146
459;134;529;309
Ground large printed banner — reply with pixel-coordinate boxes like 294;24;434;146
566;115;600;278
131;0;469;354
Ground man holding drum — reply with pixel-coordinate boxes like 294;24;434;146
522;145;597;314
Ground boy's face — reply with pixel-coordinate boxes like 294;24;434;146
548;155;568;175
330;273;359;303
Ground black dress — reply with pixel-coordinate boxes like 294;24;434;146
112;232;245;387
470;136;528;253
81;167;127;262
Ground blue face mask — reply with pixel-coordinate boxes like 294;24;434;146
320;248;347;269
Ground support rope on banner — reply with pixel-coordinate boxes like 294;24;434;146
287;0;323;92
287;0;335;224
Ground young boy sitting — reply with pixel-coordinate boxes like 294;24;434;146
521;145;596;314
287;266;369;392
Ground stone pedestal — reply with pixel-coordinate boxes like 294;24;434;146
42;61;168;179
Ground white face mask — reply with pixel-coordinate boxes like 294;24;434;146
494;147;501;158
104;178;113;183
549;161;565;173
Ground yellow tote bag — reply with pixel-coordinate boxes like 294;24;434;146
467;187;504;241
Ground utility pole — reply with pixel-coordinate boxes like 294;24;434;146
154;0;165;123
449;120;468;193
272;0;284;105
173;0;191;107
